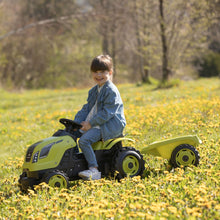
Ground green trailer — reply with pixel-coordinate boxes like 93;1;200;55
141;135;201;167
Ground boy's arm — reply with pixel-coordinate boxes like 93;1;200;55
74;86;96;123
74;102;89;123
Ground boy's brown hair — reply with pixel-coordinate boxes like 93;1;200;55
90;55;113;73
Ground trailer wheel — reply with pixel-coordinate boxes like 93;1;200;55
113;147;145;179
170;144;200;168
43;171;69;188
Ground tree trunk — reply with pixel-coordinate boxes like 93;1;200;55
111;3;117;77
100;0;109;55
134;0;145;83
142;1;151;84
102;31;109;55
134;0;151;84
159;0;170;83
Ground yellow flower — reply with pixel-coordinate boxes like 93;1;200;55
162;212;169;217
174;198;185;205
27;189;36;197
136;183;145;190
117;208;124;215
215;204;220;210
20;195;30;202
136;212;147;217
151;184;159;190
168;206;177;214
129;203;136;209
186;207;202;216
150;205;161;212
167;188;174;195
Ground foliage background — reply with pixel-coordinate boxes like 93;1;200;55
0;0;219;89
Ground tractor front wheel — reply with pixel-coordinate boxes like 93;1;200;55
43;171;69;189
113;147;145;179
170;144;200;168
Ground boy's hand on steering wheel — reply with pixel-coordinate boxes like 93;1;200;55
81;121;92;131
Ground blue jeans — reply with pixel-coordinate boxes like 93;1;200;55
76;128;101;168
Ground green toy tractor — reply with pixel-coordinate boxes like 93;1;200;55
19;118;145;191
19;118;201;191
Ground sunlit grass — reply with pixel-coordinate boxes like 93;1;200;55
0;78;220;219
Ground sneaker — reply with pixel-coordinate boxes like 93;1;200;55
78;167;101;180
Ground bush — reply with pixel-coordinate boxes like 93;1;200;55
195;51;220;77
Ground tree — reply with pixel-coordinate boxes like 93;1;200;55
88;0;128;77
159;0;170;83
0;0;99;89
134;0;151;83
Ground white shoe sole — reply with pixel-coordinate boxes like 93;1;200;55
79;172;101;180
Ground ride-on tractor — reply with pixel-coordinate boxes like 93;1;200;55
19;118;201;191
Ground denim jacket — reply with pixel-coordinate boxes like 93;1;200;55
74;80;126;141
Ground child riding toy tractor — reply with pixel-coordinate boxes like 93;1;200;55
19;118;201;191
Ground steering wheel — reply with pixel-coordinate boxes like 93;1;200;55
59;118;82;132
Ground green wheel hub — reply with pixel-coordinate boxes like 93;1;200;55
170;144;200;168
175;148;196;166
113;147;145;179
122;155;140;176
48;174;68;188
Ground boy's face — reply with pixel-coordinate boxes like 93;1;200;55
92;70;112;86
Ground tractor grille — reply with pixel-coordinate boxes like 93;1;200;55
25;141;42;162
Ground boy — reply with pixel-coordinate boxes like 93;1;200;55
74;55;126;180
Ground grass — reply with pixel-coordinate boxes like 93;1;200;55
0;78;220;219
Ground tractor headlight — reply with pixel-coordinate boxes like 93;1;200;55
25;141;42;162
39;143;54;159
32;151;39;163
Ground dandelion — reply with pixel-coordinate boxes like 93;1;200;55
167;188;174;195
52;213;60;218
34;213;46;220
215;204;220;210
129;203;136;210
136;183;145;190
105;213;115;218
168;206;177;214
186;207;202;216
27;189;36;197
151;184;159;190
162;212;169;217
174;198;185;205
116;208;124;215
19;195;30;202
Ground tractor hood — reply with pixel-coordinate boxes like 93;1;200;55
22;136;76;172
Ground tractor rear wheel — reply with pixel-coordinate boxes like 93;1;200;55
43;171;69;188
113;147;145;179
170;144;200;168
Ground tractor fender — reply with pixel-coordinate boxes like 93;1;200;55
92;137;135;151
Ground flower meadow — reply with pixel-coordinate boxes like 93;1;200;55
0;78;219;219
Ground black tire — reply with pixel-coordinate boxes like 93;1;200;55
18;172;40;192
43;171;69;189
170;144;200;168
113;147;145;179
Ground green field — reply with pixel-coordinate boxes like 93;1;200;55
0;78;220;219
